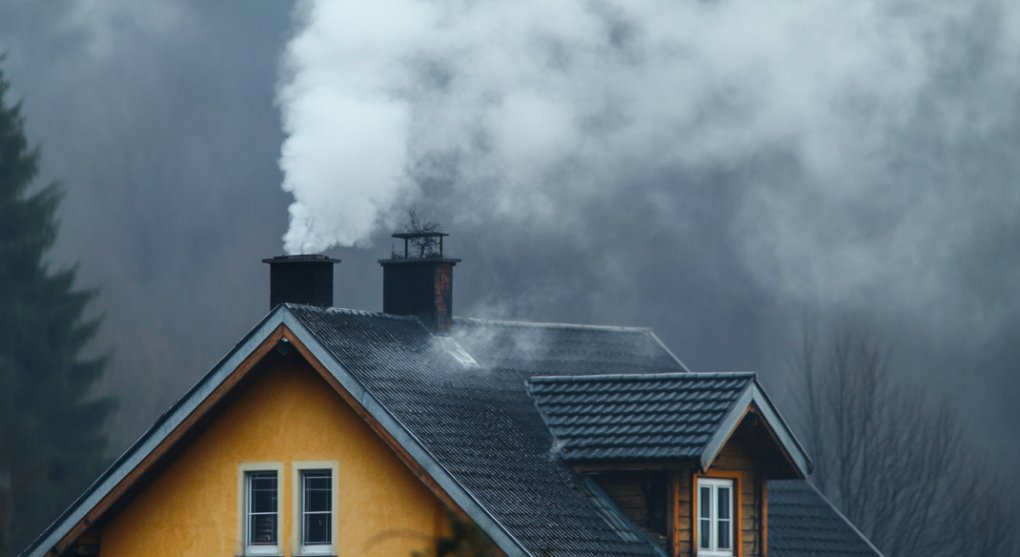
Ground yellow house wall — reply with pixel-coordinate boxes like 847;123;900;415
100;357;447;557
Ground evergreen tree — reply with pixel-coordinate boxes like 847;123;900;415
0;65;115;556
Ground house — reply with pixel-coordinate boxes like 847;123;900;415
21;232;882;557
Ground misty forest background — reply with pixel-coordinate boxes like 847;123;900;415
2;1;1020;556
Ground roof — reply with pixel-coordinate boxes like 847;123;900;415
528;372;755;461
289;306;683;557
22;304;873;557
769;480;886;557
527;371;811;477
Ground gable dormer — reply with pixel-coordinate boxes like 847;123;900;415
528;372;810;557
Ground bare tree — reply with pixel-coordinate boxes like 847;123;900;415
401;208;442;258
791;320;1018;557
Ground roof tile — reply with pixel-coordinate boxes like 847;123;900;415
528;373;753;461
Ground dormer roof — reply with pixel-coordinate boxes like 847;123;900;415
527;372;811;477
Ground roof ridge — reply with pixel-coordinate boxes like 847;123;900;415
284;303;421;322
528;371;756;383
454;316;653;332
287;306;655;332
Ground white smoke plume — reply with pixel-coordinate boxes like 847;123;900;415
277;0;1020;318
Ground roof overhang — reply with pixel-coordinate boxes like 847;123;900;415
700;380;812;478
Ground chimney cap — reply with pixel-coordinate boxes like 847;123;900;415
387;230;454;260
390;231;449;240
263;254;340;309
262;254;341;264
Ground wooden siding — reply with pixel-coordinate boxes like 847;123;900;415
594;419;769;557
703;437;763;557
593;470;670;547
672;469;693;557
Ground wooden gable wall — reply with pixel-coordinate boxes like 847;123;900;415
591;419;770;557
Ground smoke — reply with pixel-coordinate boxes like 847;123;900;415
276;0;1020;343
5;0;1018;488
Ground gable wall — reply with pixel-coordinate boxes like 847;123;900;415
98;356;446;557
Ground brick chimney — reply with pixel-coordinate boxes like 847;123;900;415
379;231;460;333
263;254;340;309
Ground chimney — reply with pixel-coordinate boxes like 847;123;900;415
379;231;460;333
263;254;340;309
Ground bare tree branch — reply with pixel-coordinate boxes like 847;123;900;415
790;319;1018;557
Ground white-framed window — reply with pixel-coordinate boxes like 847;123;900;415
697;477;735;557
242;467;281;555
293;462;337;555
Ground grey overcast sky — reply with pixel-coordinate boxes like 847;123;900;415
1;0;1017;476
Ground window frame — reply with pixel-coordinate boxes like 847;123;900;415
239;463;283;556
292;461;338;556
696;476;737;557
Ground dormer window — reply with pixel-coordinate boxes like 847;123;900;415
697;477;734;556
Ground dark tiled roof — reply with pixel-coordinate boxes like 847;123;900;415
769;480;884;557
291;306;685;557
528;373;754;461
22;304;878;557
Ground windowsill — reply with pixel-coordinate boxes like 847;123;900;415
296;546;334;556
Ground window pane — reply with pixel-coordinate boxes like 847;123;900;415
718;487;730;520
307;488;331;512
305;475;331;492
305;513;332;544
304;472;332;513
302;469;332;546
252;488;276;513
700;486;712;517
699;519;712;549
250;513;277;544
247;471;277;545
250;473;277;513
718;519;731;549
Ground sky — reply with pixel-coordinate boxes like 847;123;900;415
1;0;1018;478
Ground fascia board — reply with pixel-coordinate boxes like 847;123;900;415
747;380;813;475
699;382;812;478
700;384;754;472
23;306;291;557
280;311;532;557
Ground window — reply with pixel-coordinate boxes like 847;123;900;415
698;477;734;556
299;469;333;553
244;470;280;555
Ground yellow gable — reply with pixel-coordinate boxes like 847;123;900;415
100;353;447;557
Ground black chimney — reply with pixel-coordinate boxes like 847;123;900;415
263;255;340;309
379;231;460;333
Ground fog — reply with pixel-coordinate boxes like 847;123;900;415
2;0;1017;486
